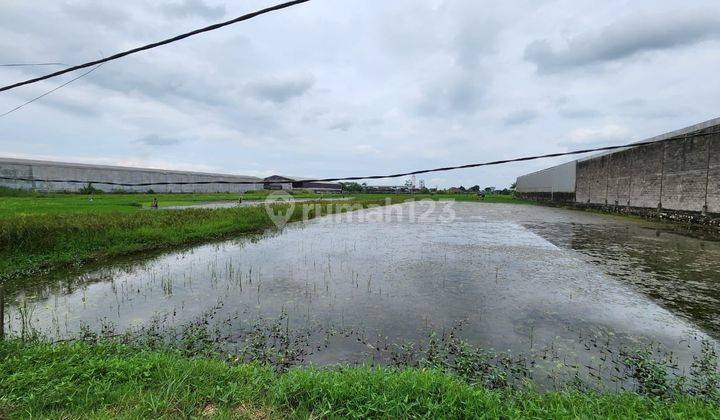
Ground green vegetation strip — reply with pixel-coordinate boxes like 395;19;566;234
0;188;528;218
0;339;716;418
0;188;328;217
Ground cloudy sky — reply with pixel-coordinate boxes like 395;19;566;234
1;0;719;188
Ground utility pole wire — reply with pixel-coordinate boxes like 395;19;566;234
0;0;310;93
0;130;717;187
0;64;102;118
304;130;720;183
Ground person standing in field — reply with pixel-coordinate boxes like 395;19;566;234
151;197;158;209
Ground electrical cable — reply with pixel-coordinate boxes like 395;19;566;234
0;129;717;187
0;64;102;118
0;0;310;93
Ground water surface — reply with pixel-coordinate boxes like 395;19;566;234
6;202;719;382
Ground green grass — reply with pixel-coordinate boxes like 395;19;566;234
0;188;328;218
0;339;716;419
337;192;532;204
0;189;528;219
0;197;403;283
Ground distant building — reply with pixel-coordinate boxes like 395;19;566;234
263;175;341;193
0;157;262;193
361;185;437;193
363;185;408;193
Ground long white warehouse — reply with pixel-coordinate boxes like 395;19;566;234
0;157;262;193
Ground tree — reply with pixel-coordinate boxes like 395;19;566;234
469;185;480;192
340;182;364;193
459;185;466;192
404;179;414;191
510;182;517;190
79;182;100;195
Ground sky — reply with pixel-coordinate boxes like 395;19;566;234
1;0;719;189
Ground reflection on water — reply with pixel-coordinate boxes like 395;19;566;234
4;202;719;382
521;213;720;336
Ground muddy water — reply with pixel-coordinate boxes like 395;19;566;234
5;202;720;376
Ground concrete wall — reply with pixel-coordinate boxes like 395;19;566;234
576;146;664;208
0;157;263;193
575;125;720;213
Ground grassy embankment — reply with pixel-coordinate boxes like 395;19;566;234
0;188;528;282
1;339;717;418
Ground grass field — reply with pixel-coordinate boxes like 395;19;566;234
0;188;529;283
0;339;717;418
0;188;326;218
0;188;527;218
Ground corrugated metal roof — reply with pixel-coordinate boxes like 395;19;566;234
264;175;311;181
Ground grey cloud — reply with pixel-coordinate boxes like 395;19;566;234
246;76;314;104
616;98;646;108
326;116;383;132
416;75;485;117
558;107;601;119
503;109;538;126
328;120;353;131
136;134;182;146
89;66;235;108
553;97;602;119
452;17;499;71
35;94;103;118
404;5;499;118
525;11;720;73
161;0;226;20
62;2;130;26
615;99;679;119
557;125;630;150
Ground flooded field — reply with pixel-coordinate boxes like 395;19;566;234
5;201;720;386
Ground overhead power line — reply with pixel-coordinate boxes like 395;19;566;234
0;129;717;187
0;64;102;118
0;0;310;93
